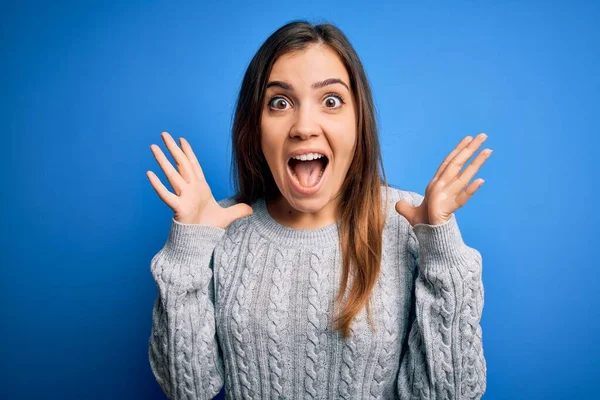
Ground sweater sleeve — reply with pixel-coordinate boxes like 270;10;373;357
396;191;487;399
148;217;227;400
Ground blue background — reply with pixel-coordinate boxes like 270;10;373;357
2;1;598;399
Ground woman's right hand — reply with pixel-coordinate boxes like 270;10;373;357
146;131;253;228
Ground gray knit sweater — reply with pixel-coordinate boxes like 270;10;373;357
148;185;487;399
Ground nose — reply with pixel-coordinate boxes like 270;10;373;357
289;103;321;140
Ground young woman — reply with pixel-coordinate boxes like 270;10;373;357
147;20;490;400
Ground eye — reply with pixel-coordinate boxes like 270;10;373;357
267;96;291;111
323;93;345;109
267;93;345;112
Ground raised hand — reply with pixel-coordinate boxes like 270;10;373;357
146;131;253;228
395;133;493;226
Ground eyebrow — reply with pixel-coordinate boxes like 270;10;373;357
266;78;350;93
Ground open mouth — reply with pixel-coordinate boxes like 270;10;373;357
287;155;329;189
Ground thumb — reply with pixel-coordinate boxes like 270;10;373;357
394;200;415;221
224;203;253;224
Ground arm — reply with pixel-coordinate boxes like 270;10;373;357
148;217;227;400
396;191;487;399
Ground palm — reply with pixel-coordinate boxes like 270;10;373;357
395;133;493;226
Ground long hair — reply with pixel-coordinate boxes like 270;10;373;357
230;20;389;338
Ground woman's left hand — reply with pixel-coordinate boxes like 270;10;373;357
395;133;493;226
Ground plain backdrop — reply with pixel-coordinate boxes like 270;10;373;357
2;1;598;399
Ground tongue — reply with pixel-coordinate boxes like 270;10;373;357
292;160;322;187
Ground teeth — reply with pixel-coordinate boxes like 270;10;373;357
292;152;324;161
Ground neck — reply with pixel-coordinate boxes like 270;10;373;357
266;193;342;230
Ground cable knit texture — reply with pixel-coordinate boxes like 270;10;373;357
148;185;487;399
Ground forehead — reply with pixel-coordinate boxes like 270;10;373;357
268;45;349;86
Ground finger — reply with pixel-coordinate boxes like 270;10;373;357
432;135;473;181
160;132;195;184
454;148;492;188
439;133;488;182
150;143;186;194
146;170;180;210
394;200;415;220
456;178;484;208
179;137;206;182
225;203;254;224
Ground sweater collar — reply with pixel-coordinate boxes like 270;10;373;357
250;197;341;247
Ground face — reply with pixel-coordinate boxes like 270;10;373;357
260;44;357;223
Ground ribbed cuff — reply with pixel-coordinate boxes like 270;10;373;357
412;213;473;267
163;218;226;262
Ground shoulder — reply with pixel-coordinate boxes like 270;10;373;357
380;185;423;263
379;184;423;236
